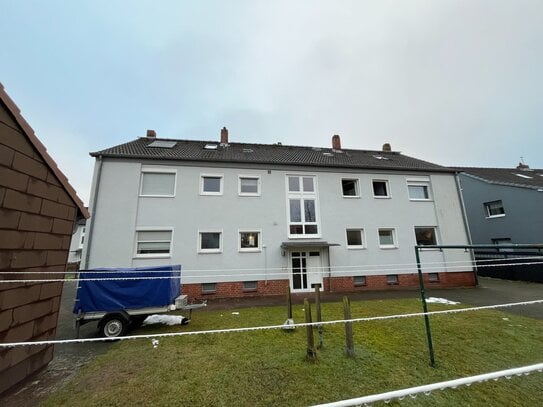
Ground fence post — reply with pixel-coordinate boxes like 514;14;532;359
343;296;355;357
283;285;295;330
304;298;317;361
415;246;436;367
314;283;324;349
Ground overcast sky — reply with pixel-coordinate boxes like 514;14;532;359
2;1;542;204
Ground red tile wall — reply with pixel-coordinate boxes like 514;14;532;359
0;107;77;394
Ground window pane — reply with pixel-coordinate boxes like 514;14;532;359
303;177;314;192
415;227;437;245
387;274;398;284
288;176;300;192
354;276;366;286
304;225;318;234
379;229;394;246
485;200;505;216
240;232;259;248
136;230;172;254
137;241;171;254
142;173;175;196
347;230;362;246
201;232;220;249
240;178;258;193
203;177;221;192
373;181;388;196
408;185;429;199
243;281;258;290
290;199;301;222
202;283;216;292
304;199;316;222
342;179;357;196
290;225;304;234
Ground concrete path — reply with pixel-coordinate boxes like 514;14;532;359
1;277;541;406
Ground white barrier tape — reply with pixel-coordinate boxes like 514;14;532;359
1;255;541;275
1;299;541;348
312;362;543;407
2;260;543;284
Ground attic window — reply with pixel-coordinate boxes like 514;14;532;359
514;173;533;179
312;147;322;151
373;155;389;160
323;152;333;157
243;148;254;153
204;144;218;150
148;140;177;148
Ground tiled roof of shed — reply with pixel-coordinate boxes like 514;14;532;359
91;137;453;173
455;167;543;190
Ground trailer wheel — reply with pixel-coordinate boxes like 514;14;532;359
99;313;129;338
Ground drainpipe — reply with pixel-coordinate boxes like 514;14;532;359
455;173;479;285
82;155;104;269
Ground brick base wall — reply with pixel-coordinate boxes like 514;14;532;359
182;271;476;300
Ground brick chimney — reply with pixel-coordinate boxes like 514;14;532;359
146;129;156;138
332;134;341;150
220;127;229;145
382;143;391;152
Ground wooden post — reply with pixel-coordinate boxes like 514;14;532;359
343;296;355;357
283;285;295;330
314;283;324;349
304;298;317;361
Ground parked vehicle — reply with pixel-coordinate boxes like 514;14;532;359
73;265;206;337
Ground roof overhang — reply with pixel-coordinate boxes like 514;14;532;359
280;241;340;250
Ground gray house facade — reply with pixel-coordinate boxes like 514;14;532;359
82;130;475;300
456;165;543;245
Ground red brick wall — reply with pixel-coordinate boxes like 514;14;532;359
182;271;475;300
0;103;77;394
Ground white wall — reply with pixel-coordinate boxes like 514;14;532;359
84;159;472;283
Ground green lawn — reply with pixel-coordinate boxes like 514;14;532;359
44;298;543;406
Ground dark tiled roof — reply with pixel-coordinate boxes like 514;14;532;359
455;167;543;190
91;137;452;173
0;83;89;218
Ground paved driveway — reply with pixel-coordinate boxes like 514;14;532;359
1;277;541;406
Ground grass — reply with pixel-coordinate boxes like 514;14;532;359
43;298;543;406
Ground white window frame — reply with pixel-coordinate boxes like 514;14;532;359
345;228;366;249
200;174;224;196
372;179;391;199
484;200;505;218
238;175;261;196
198;229;223;254
341;178;360;198
139;166;177;197
286;175;321;238
134;227;173;258
378;228;398;249
238;229;262;252
407;179;432;201
414;226;438;246
78;226;86;249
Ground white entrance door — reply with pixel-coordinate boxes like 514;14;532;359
291;251;322;292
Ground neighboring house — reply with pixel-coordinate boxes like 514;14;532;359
67;218;86;265
0;83;89;394
82;129;475;300
456;165;543;245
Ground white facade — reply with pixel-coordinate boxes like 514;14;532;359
68;222;86;264
82;157;473;294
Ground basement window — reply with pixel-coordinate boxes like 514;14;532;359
202;283;216;294
243;281;258;292
387;274;399;285
428;273;440;282
354;276;366;287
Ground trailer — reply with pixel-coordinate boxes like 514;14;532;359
73;265;206;338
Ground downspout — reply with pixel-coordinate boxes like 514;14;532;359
82;155;104;269
455;172;479;285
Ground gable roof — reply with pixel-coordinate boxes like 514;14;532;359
455;167;543;191
0;83;89;218
91;137;453;173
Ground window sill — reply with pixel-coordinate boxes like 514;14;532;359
139;194;175;198
288;234;321;239
133;254;172;259
373;196;391;199
379;246;398;250
201;291;216;295
239;193;261;197
342;195;360;199
347;246;366;250
486;214;505;219
200;192;223;196
409;198;433;202
242;289;258;293
239;249;262;253
198;250;222;254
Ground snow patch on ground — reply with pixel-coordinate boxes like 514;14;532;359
426;297;460;305
142;315;186;326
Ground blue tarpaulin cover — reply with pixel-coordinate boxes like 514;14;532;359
73;265;181;314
